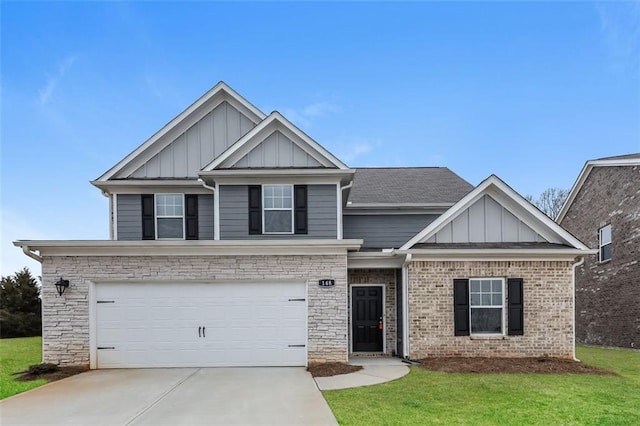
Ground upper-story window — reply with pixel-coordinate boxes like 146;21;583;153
156;194;184;239
470;278;504;335
263;184;293;234
599;224;612;262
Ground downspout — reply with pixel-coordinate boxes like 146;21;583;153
198;178;217;239
338;181;353;240
22;245;43;263
572;256;585;362
401;252;412;359
99;190;114;240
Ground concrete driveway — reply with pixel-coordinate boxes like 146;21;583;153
0;368;337;425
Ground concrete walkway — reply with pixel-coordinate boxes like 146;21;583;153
0;368;337;425
314;357;410;390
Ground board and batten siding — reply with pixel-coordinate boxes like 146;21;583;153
219;185;338;239
130;101;256;178
426;194;547;243
232;130;323;168
343;214;438;249
116;194;214;240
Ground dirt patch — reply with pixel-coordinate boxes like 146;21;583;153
307;362;363;377
16;366;89;382
418;357;616;375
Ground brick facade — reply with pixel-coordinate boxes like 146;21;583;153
348;269;396;355
560;165;640;349
41;254;348;366
407;260;574;358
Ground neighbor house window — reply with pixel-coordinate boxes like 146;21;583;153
599;225;612;262
155;194;184;239
263;184;293;233
470;278;504;335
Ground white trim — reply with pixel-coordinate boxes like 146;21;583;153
201;112;349;171
88;280;97;369
199;172;351;187
347;252;404;269
13;239;363;257
262;184;294;234
403;248;597;262
400;175;591;251
93;180;213;195
401;253;412;358
214;182;220;240
336;183;343;240
571;256;585;361
154;193;186;240
469;277;505;337
343;208;449;216
95;82;266;182
349;284;386;354
556;156;640;222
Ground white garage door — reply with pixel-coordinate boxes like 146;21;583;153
95;282;307;368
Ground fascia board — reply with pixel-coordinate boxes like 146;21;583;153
406;248;597;261
92;179;211;195
13;239;364;257
96;83;266;182
198;169;355;186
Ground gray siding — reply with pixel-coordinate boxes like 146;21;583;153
220;185;337;239
426;195;546;243
130;101;256;178
116;194;214;240
116;194;142;240
233;130;323;168
198;194;214;240
343;214;438;249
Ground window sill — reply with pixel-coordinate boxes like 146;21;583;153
470;335;506;340
598;259;612;265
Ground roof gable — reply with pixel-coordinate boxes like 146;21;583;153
556;153;640;222
96;82;266;181
401;175;590;250
201;112;349;170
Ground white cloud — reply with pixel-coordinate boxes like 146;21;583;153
37;55;77;107
594;1;640;74
282;100;341;128
333;136;382;163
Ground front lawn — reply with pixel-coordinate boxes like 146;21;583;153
324;345;640;425
0;336;46;399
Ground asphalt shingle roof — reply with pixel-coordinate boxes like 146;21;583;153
347;167;473;205
595;153;640;161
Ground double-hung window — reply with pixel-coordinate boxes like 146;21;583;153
155;194;184;239
469;278;504;335
599;225;612;262
263;184;293;234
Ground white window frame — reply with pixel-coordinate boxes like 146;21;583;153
155;193;185;240
598;224;612;262
262;184;294;234
469;277;505;336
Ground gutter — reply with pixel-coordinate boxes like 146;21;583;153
21;245;43;263
572;256;586;362
198;178;218;240
401;252;412;359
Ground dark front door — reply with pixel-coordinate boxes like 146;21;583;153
352;286;383;352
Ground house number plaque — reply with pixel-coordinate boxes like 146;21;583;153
318;279;335;287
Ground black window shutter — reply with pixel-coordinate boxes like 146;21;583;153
453;279;470;336
248;186;262;235
141;194;155;240
294;185;308;234
508;278;524;335
185;195;199;240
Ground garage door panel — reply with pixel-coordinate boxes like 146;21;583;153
96;282;307;368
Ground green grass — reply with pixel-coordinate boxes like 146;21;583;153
324;345;640;425
0;336;46;399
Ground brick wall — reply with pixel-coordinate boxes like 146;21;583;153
41;254;348;366
348;269;396;355
408;260;574;358
560;165;640;349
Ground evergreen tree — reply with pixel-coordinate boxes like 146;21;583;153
0;268;42;338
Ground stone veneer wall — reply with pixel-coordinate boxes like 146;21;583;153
408;260;574;358
560;165;640;349
41;254;348;366
348;269;396;355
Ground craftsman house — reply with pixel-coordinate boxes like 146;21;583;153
557;153;640;349
15;82;593;368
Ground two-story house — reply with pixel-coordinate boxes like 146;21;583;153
557;154;640;349
15;83;593;368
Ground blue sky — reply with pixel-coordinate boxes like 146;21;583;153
2;1;639;276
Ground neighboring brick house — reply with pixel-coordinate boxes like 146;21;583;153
557;153;640;349
15;82;593;369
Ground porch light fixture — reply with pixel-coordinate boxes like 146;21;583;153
55;278;69;296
